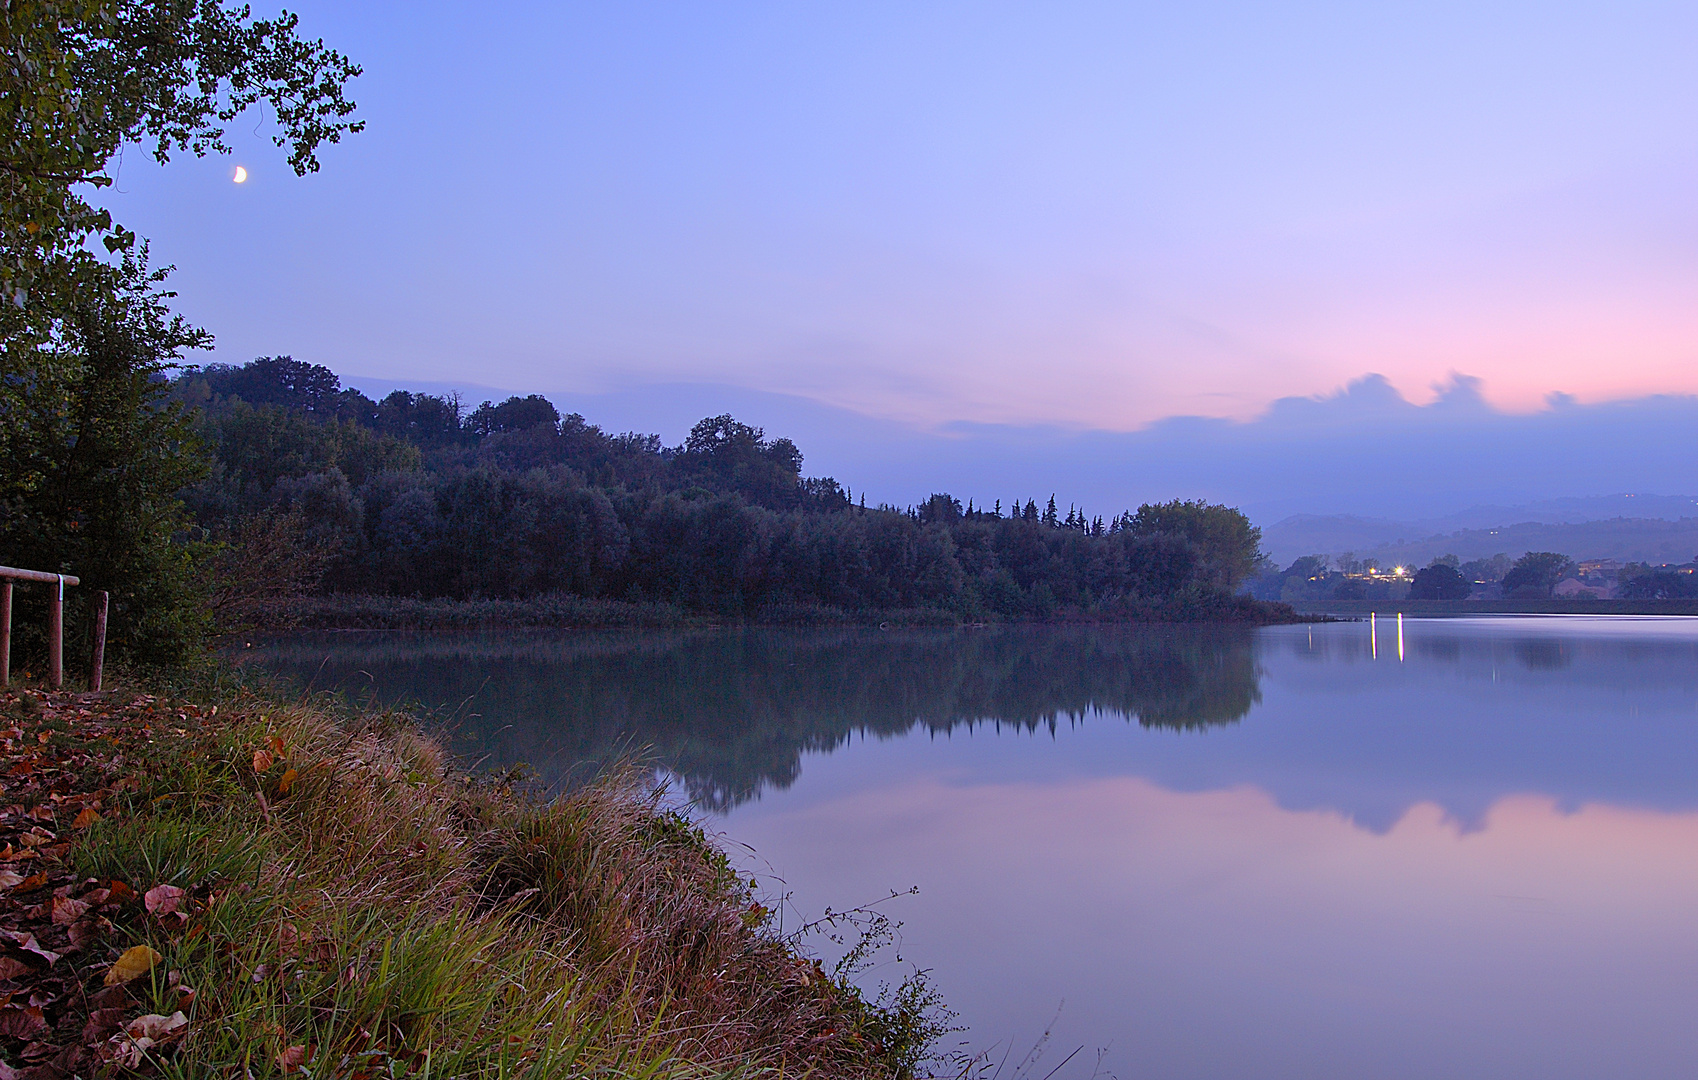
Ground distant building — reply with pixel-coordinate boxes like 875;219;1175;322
1577;559;1623;578
1554;578;1611;599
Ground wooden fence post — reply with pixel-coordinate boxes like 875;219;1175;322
90;591;108;692
49;575;64;690
0;569;81;689
0;581;10;690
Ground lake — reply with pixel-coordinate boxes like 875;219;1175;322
240;616;1698;1080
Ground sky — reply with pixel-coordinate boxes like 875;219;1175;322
99;1;1698;512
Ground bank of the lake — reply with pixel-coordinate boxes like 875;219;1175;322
1295;597;1698;617
250;590;1304;633
0;677;946;1077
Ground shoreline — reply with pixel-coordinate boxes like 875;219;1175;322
0;676;950;1076
237;591;1308;633
1292;598;1698;617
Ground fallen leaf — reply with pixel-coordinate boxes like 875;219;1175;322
17;1039;52;1060
72;807;100;828
0;871;22;890
144;884;186;917
12;873;45;891
276;1044;308;1069
0;1005;46;1038
252;749;273;773
0;958;30;979
267;735;286;758
105;880;137;904
125;1011;188;1040
104;944;162;986
3;932;59;965
277;768;298;795
68;916;108;949
50;895;88;925
81;1006;127;1041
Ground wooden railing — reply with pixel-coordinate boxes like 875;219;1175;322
0;567;109;691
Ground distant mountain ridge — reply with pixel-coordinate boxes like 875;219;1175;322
1263;501;1698;568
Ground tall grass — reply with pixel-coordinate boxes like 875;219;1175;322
73;676;951;1078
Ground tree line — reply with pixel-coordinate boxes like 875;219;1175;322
1253;549;1698;602
170;357;1274;629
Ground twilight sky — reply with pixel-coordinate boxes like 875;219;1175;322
100;0;1698;433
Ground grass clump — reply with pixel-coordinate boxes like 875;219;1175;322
0;680;952;1077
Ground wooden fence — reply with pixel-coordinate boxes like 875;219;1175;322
0;567;108;691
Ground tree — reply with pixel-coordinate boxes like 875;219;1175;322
678;414;805;509
1127;500;1264;592
2;1;363;662
3;1;363;419
200;356;342;412
1409;562;1471;600
1501;551;1575;599
1619;570;1698;600
468;394;560;436
1459;553;1511;585
0;253;211;666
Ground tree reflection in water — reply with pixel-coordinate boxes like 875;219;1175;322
244;625;1260;811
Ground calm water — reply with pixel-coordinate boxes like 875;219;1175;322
242;617;1698;1080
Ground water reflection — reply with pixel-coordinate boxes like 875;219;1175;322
242;617;1698;1079
245;625;1260;809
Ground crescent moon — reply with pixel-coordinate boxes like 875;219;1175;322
233;166;248;183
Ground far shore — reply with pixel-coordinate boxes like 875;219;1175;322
1295;598;1698;617
236;591;1308;634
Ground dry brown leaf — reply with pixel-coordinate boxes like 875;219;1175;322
267;735;286;758
0;958;31;980
252;748;274;773
68;916;108;949
0;871;23;890
276;1044;308;1069
50;895;88;925
277;768;298;795
3;932;59;965
144;884;186;917
125;1011;188;1040
71;807;100;828
103;944;162;986
0;1005;45;1039
81;1006;128;1042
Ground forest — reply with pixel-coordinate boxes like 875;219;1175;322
170;356;1282;627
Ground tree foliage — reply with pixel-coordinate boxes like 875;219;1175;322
174;359;1276;623
2;1;362;664
1409;561;1471;600
0;252;210;665
1501;551;1575;599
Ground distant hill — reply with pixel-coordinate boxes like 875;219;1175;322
1263;511;1698;569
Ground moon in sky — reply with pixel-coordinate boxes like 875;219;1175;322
233;166;248;184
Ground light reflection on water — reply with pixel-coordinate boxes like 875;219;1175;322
242;617;1698;1080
